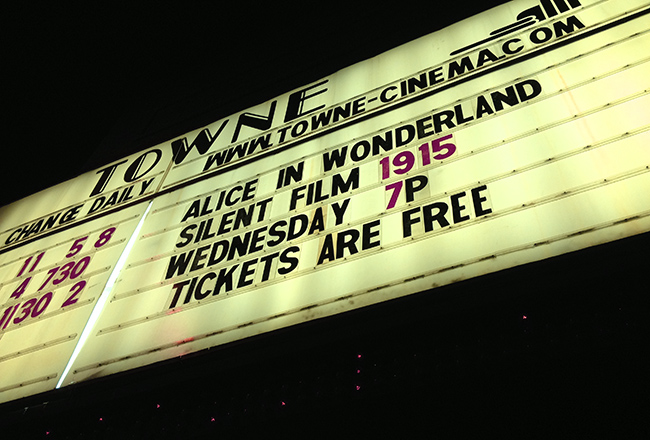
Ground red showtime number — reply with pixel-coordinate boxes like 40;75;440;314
428;134;456;161
385;181;403;210
0;304;19;330
11;299;36;324
0;292;53;330
380;151;415;179
66;236;88;258
17;252;45;277
94;227;116;248
64;227;115;259
62;280;87;307
39;256;91;291
380;135;456;180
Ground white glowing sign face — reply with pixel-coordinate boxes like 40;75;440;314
0;205;147;402
1;0;650;403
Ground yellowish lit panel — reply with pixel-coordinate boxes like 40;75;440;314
2;0;650;402
0;204;148;403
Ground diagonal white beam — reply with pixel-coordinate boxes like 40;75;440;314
56;201;153;389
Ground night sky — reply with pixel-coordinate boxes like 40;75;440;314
2;2;650;436
2;2;509;207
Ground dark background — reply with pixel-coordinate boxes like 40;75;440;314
2;1;508;207
2;1;649;438
2;230;649;438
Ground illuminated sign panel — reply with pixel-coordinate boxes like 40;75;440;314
1;0;650;402
0;205;148;402
0;148;168;250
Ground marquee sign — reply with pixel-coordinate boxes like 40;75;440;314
2;0;650;403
